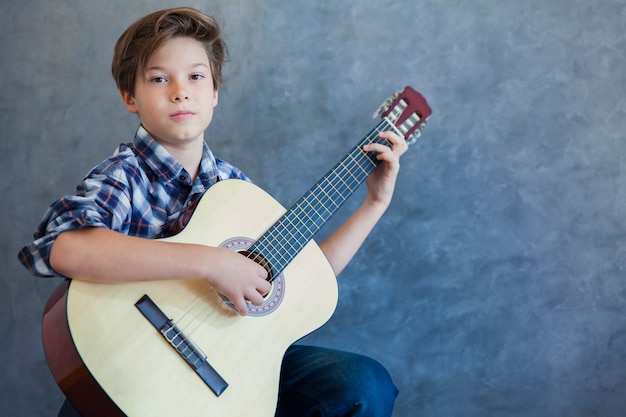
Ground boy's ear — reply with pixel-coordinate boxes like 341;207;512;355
213;89;219;107
119;90;138;113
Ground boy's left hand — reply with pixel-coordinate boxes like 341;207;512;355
362;130;408;206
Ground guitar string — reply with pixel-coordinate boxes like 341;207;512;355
183;293;223;339
168;296;208;346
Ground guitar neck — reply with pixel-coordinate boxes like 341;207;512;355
249;118;399;279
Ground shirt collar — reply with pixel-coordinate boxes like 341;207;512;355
132;126;221;188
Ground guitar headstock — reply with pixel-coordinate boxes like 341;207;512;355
374;86;432;144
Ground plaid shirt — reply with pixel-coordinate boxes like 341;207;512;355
18;126;250;278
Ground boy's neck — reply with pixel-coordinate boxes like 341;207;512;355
162;140;203;181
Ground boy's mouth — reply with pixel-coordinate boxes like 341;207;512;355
170;110;195;121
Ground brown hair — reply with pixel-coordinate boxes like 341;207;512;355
111;7;228;95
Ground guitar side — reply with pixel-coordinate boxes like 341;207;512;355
43;179;339;417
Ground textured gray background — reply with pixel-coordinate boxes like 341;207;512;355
2;0;626;416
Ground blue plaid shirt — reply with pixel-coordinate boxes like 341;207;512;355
18;126;250;278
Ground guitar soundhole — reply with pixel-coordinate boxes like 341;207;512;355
219;237;285;316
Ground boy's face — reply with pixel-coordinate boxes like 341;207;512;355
120;36;218;150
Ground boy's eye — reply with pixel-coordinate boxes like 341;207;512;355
150;76;167;83
190;74;204;81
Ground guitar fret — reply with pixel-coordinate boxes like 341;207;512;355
273;218;304;253
360;142;378;167
294;200;324;230
261;248;287;276
348;150;371;174
314;179;342;210
259;228;293;267
357;146;376;169
268;243;291;271
282;211;312;241
308;190;335;218
343;153;368;182
267;227;297;261
271;218;319;265
333;163;356;193
314;182;342;209
320;175;346;202
302;193;331;221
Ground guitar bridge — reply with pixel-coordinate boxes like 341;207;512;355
135;295;228;396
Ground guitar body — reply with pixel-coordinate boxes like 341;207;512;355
43;179;339;417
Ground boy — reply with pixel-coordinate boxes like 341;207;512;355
19;7;404;417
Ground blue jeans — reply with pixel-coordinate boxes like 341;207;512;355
58;345;398;417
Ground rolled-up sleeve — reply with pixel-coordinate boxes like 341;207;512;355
18;167;132;278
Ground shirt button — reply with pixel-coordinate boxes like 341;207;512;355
179;175;187;182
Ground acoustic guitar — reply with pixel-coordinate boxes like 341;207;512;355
42;86;432;417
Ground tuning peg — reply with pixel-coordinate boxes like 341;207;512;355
372;100;389;119
372;92;399;119
406;131;421;145
406;121;429;145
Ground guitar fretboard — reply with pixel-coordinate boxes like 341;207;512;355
248;118;399;279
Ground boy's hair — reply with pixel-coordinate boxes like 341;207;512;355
111;7;228;95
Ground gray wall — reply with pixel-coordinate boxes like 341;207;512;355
2;0;626;416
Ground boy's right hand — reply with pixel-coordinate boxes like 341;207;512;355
204;247;272;316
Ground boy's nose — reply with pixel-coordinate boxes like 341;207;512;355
171;82;190;102
172;91;189;102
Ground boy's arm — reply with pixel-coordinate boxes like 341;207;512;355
50;227;271;315
318;131;408;275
